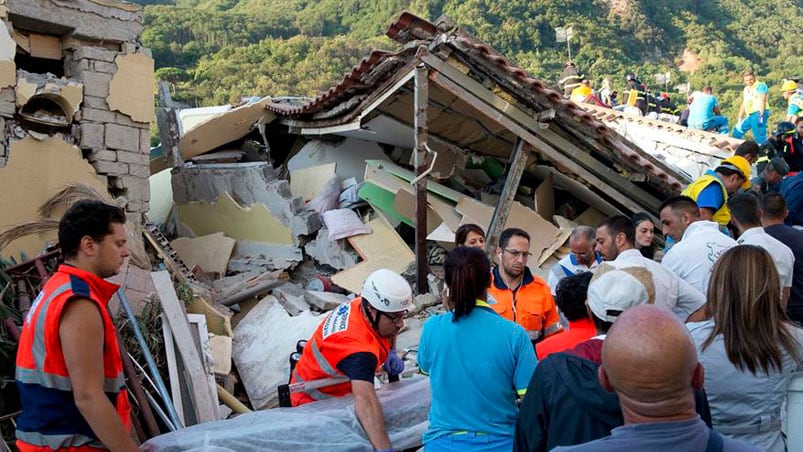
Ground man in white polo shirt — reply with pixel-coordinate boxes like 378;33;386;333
727;193;795;304
594;215;706;322
659;196;737;294
547;226;602;295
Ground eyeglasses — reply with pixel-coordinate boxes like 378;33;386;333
381;311;407;322
504;249;533;260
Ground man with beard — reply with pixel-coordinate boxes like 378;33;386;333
594;215;706;322
489;228;563;343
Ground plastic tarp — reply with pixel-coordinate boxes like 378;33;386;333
141;376;431;451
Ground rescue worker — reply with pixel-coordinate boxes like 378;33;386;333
763;120;803;173
681;156;751;228
15;200;136;451
781;79;803;122
489;227;563;343
290;268;411;451
558;61;583;97
733;69;769;144
624;73;648;115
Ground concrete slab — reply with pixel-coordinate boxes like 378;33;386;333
304;291;348;312
303;227;357;270
228;240;302;272
287;138;390;183
273;282;310;316
232;297;322;409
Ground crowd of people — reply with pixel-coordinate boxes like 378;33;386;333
559;64;803;163
11;106;803;452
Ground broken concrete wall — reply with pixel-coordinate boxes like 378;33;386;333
0;0;154;223
171;162;321;239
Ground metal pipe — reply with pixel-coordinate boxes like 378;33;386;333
219;279;284;307
116;288;183;430
117;331;161;438
3;318;20;342
216;384;251;414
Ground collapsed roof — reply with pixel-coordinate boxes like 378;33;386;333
267;11;690;217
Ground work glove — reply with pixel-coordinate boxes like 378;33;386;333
383;349;404;376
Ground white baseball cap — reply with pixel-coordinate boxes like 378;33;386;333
587;264;655;322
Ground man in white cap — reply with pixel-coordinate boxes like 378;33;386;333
518;265;716;451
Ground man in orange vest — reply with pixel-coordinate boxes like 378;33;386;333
291;268;412;452
15;200;136;451
488;228;562;343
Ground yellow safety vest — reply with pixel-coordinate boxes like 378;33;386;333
681;173;730;226
743;83;767;115
789;93;803;119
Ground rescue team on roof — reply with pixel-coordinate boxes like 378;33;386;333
15;161;803;451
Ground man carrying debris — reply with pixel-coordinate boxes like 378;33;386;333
290;268;412;451
489;228;563;343
15;200;137;451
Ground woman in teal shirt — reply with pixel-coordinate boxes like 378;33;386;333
418;246;537;451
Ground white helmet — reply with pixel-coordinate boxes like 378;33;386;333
361;268;413;313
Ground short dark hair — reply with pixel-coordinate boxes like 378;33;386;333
760;192;786;220
735;140;760;159
659;196;700;217
796;116;803;126
727;193;761;226
444;246;491;321
555;272;593;322
499;227;530;249
591;313;615;334
597;215;635;245
454;223;485;247
59;200;126;259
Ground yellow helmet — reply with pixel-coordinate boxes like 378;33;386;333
719;156;752;189
780;79;798;92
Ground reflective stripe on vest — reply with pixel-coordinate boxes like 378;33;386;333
744;83;766;114
15;367;124;393
682;173;730;226
15;430;104;450
290;370;335;401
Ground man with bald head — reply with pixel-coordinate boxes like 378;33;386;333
553;305;757;451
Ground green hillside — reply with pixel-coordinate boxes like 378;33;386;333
136;0;803;124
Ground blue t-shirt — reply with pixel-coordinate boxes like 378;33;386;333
688;93;718;128
695;180;725;212
418;303;537;441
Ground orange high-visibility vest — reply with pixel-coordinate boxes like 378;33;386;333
488;267;563;342
15;264;130;451
290;297;389;406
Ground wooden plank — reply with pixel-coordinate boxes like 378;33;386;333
486;138;528;255
534;173;555;222
393;188;439;234
421;53;659;214
332;216;415;293
152;271;219;424
456;197;557;272
160;316;186;427
364;163;461;231
414;64;430;295
289;163;337;202
365;159;464;202
186;314;223;419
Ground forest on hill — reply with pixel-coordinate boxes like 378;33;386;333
134;0;803;124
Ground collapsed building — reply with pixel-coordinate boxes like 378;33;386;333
0;6;751;451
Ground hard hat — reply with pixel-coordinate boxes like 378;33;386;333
719;156;751;189
361;268;413;313
780;80;798;93
775;121;796;136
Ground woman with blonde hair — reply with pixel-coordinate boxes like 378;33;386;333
688;245;802;451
